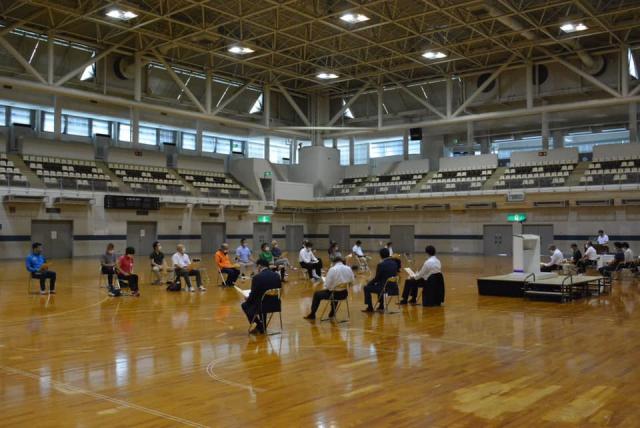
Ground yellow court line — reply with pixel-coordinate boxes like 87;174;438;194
0;365;210;428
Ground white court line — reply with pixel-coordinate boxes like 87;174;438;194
0;365;210;428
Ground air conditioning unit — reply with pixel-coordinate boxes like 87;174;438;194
506;192;525;202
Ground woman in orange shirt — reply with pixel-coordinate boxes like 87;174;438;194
215;243;240;286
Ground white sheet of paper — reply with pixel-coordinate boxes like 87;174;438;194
404;267;415;277
234;285;250;299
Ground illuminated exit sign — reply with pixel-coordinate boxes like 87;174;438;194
507;213;527;222
257;215;271;223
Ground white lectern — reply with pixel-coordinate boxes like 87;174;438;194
513;232;556;279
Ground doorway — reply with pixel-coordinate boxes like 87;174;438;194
126;222;157;254
328;225;350;252
31;220;73;259
483;225;514;256
285;225;304;252
390;225;415;254
253;223;273;251
201;222;226;255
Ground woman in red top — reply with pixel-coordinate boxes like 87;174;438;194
117;246;140;296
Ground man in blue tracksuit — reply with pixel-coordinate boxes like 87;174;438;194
26;242;56;294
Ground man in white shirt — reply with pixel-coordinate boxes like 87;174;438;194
597;230;609;245
172;244;205;292
541;245;563;272
304;257;355;320
400;245;442;305
385;241;394;257
577;241;598;273
622;242;634;263
352;240;365;258
299;241;323;281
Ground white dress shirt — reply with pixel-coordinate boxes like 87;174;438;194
387;246;394;256
172;252;191;268
584;246;598;261
352;245;364;257
299;248;318;264
413;256;441;281
545;249;564;267
597;234;609;245
624;248;635;262
324;262;355;291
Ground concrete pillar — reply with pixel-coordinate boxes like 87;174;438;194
264;136;270;161
402;129;409;160
630;102;638;144
130;107;139;145
541;112;550;150
205;69;212;113
621;45;629;96
422;133;444;170
47;32;55;85
446;77;453;117
134;52;142;102
349;137;355;165
291;139;297;164
312;95;330;146
552;130;565;148
263;84;271;127
466;121;475;149
480;137;491;154
195;121;203;154
526;62;534;109
53;96;62;140
332;138;338;149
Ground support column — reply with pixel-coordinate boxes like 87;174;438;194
130;107;139;145
402;129;409;160
621;45;629;96
332;138;337;149
630;102;638;144
526;62;534;109
349;137;355;165
552;130;565;148
480;137;491;154
264;137;270;161
541;112;550;150
196;121;203;154
423;133;444;170
47;32;55;84
134;52;142;102
377;85;383;129
291;139;297;164
446;77;453;117
466;121;475;149
263;84;271;127
205;69;212;113
53;96;62;140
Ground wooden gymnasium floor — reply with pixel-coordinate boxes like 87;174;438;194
1;253;639;427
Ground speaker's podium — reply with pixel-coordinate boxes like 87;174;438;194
512;234;556;280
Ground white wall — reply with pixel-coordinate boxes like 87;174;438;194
274;181;314;201
439;153;498;170
511;147;578;164
22;137;95;160
593;143;640;160
288;146;342;196
177;154;225;172
108;147;166;166
391;158;430;173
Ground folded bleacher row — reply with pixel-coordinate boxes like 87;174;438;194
0;153;252;199
495;159;574;189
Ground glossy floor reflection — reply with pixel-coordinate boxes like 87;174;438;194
1;254;639;427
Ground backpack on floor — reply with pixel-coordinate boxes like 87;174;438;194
166;280;181;292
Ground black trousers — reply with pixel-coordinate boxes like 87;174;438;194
241;301;263;331
577;259;597;272
101;266;115;286
364;280;398;308
221;268;240;285
310;289;348;315
301;260;322;278
599;264;618;277
176;268;202;288
32;271;56;292
541;264;560;273
117;273;139;292
271;266;286;281
402;278;426;301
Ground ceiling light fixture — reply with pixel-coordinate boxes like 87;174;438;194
560;22;588;33
228;46;255;55
340;13;370;23
317;72;339;79
422;51;447;60
106;9;138;20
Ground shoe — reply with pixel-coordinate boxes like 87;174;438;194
49;290;56;295
108;291;115;297
399;300;408;305
40;290;46;295
303;314;315;320
199;286;207;292
361;307;374;313
132;291;140;297
188;287;195;292
241;275;247;280
249;327;264;335
377;307;385;313
408;299;417;305
327;312;335;318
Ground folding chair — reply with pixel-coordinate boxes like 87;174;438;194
249;288;282;335
375;276;400;314
27;273;35;294
357;256;371;273
299;263;310;280
319;283;350;323
217;266;229;287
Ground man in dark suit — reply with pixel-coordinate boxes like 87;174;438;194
362;248;399;312
241;258;282;334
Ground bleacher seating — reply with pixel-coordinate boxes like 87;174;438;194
495;159;574;189
361;170;427;195
23;154;117;191
580;156;640;186
110;163;188;195
328;175;368;196
422;166;494;193
178;169;250;199
0;153;29;187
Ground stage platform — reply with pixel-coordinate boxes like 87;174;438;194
477;272;607;301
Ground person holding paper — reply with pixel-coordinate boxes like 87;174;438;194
172;244;205;292
26;242;56;295
400;245;441;305
241;258;282;335
304;257;354;320
299;241;323;282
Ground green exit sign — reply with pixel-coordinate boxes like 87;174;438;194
264;171;272;177
257;215;271;223
507;213;527;222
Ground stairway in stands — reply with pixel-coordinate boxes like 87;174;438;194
482;167;506;190
169;168;199;196
96;160;130;192
411;170;437;192
564;161;589;186
8;154;42;188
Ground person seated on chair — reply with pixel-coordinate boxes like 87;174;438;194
362;248;399;313
149;241;168;285
235;238;255;280
622;242;635;266
172;244;206;292
259;242;286;281
100;243;118;295
299;241;323;282
328;242;343;263
596;230;609;246
400;245;441;305
577;241;598;273
385;241;394;257
215;243;240;286
26;242;56;295
271;240;290;269
242;258;282;335
117;246;140;297
541;245;564;272
568;243;582;264
599;242;625;278
304;256;354;320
